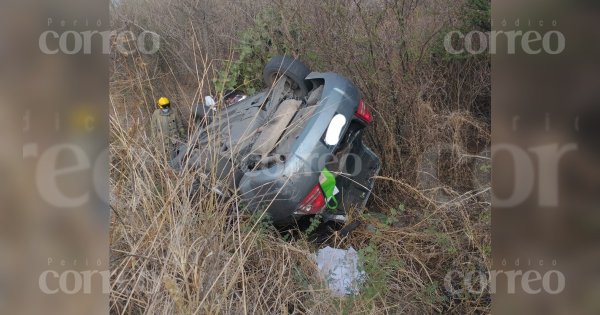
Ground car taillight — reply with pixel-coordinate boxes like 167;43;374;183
355;100;373;123
296;184;326;214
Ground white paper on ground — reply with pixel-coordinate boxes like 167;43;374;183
314;246;365;296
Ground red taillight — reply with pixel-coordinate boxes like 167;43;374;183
355;100;373;123
296;184;326;214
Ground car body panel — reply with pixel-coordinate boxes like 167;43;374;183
177;71;380;225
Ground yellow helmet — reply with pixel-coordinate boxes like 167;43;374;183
157;97;170;108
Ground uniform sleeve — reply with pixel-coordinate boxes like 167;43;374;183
149;111;157;139
177;111;187;139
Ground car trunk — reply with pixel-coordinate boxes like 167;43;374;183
323;122;381;216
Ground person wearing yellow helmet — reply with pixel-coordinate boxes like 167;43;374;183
157;96;171;108
150;96;186;159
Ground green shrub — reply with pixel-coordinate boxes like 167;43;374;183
214;9;294;94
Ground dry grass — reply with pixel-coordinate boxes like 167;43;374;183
109;0;491;313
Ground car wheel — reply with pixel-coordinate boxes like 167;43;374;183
263;55;311;96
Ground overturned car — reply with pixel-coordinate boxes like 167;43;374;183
173;56;381;226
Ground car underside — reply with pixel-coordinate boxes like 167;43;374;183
172;56;381;226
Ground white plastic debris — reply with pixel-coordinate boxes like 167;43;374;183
204;95;216;108
314;246;365;296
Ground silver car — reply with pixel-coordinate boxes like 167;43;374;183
174;56;381;226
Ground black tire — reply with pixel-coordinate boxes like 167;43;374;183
263;55;311;96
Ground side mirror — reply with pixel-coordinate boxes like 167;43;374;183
194;96;217;124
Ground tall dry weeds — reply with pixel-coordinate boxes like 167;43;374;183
110;0;491;313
